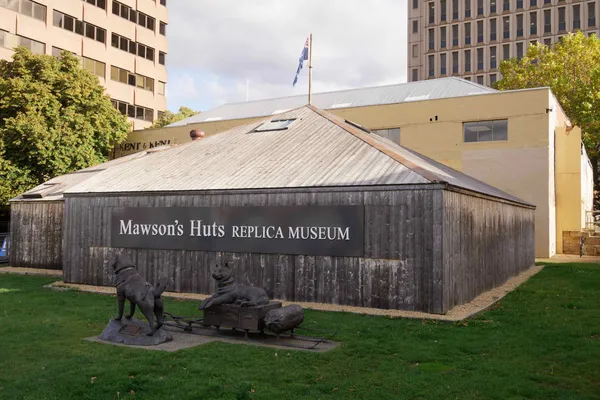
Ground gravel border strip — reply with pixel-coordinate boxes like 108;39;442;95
39;264;543;322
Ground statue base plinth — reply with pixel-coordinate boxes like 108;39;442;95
98;317;173;346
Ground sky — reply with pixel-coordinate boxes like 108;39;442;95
165;0;408;113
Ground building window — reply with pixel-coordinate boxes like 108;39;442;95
111;99;154;122
465;49;471;72
429;28;435;49
53;11;106;43
544;10;552;33
530;0;536;6
477;47;484;70
464;119;508;142
465;76;472;81
544;0;550;3
112;1;155;31
476;75;484;84
503;0;510;12
0;31;45;54
413;20;419;33
490;74;497;86
573;5;581;30
465;0;471;18
452;24;459;46
588;2;596;28
373;128;401;144
111;33;155;61
477;20;483;43
158;81;166;95
428;54;435;77
110;66;154;91
490;18;497;41
490;46;497;68
516;41;524;59
503;16;510;39
477;0;483;16
412;68;419;81
517;0;523;9
1;0;46;22
558;7;566;31
452;0;459;19
516;14;524;36
157;111;165;120
544;38;552;46
490;0;497;13
452;51;459;73
441;26;447;48
413;0;419;8
440;53;447;75
429;2;435;23
160;0;166;6
84;0;106;10
413;44;419;57
82;56;105;78
530;11;537;35
503;43;510;59
465;22;471;45
159;51;166;65
441;0;447;21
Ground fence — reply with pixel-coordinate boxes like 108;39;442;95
584;211;600;232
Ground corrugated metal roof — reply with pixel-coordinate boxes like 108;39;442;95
11;149;173;202
65;105;531;206
167;77;496;127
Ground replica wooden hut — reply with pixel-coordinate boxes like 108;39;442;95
9;150;169;269
61;105;535;314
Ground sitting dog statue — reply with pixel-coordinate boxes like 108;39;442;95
198;263;270;310
111;253;167;336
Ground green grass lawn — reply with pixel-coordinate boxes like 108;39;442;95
0;263;599;400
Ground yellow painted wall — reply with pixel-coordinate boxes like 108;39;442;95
555;126;583;253
113;88;591;258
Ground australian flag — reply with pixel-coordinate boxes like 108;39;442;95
292;37;309;87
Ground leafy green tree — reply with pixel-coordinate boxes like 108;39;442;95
151;106;199;129
496;32;600;203
0;47;130;205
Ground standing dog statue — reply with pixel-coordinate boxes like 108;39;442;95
111;254;167;336
198;263;270;310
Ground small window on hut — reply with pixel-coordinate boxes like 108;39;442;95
463;119;508;142
252;119;296;133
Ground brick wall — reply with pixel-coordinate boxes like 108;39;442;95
563;231;600;256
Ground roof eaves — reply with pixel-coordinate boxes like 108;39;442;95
306;105;442;183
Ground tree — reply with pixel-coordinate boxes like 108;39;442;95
0;47;130;205
496;32;600;204
151;106;199;129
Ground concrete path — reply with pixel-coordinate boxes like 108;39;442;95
536;255;600;264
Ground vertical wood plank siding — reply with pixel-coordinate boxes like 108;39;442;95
442;190;535;312
10;202;64;270
61;188;534;314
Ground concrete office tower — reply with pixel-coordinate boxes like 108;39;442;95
408;0;600;87
0;0;168;129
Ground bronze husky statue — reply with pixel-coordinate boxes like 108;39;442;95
198;263;269;310
111;254;167;336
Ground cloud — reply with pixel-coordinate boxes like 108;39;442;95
166;0;407;112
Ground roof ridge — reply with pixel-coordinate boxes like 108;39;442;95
306;105;442;183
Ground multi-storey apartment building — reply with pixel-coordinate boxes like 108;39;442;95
0;0;168;129
408;0;600;86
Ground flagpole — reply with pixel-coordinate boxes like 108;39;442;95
308;32;313;105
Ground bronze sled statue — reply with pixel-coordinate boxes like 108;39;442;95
111;254;167;336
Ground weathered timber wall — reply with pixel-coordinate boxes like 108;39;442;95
61;187;534;314
10;201;64;269
442;190;535;311
63;188;445;312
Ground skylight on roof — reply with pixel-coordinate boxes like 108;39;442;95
330;102;352;109
404;94;430;102
252;119;296;133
